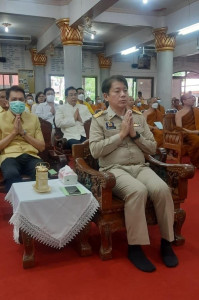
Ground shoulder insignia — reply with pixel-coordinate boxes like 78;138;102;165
93;110;107;118
132;109;142;115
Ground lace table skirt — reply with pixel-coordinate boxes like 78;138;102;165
5;179;99;249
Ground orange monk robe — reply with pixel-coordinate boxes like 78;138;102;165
176;108;199;167
158;104;165;115
146;109;163;147
138;104;149;112
132;105;140;112
91;103;106;113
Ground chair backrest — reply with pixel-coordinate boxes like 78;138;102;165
72;140;99;171
84;118;92;139
39;117;52;150
163;113;176;131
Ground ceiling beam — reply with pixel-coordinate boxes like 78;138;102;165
37;0;119;52
0;0;64;19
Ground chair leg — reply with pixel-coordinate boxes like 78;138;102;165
173;208;186;246
99;223;113;260
21;231;35;269
76;222;92;257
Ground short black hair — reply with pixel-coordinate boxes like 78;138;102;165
102;75;128;94
44;87;55;95
6;85;25;100
65;86;76;97
35;91;44;103
77;87;84;92
26;93;33;99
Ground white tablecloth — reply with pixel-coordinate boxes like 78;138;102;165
5;179;99;249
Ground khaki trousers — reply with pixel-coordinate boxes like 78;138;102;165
108;164;174;245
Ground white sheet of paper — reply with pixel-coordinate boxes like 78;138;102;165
154;121;163;130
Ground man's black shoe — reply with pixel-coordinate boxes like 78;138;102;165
128;245;156;272
161;239;179;268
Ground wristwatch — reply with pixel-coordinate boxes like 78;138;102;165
131;131;140;141
21;130;27;137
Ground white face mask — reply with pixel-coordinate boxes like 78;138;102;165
27;99;33;105
78;94;84;101
97;99;102;103
152;102;158;109
46;95;55;103
88;101;93;105
157;99;161;104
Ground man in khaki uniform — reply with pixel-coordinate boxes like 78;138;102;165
89;75;178;272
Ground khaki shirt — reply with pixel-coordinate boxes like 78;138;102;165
89;106;157;169
0;110;44;164
0;106;4;113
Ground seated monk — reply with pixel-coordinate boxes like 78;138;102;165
143;97;163;147
175;93;199;168
92;96;106;113
156;98;165;115
172;98;183;111
127;96;140;112
134;99;148;112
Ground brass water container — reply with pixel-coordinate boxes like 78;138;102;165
34;162;50;193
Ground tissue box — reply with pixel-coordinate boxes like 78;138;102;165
58;165;78;185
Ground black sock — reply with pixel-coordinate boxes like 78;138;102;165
161;238;178;267
128;245;156;272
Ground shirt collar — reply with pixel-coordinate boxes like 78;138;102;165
7;109;26;122
107;106;126;120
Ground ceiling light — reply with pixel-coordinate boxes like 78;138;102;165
121;46;139;55
91;34;95;40
178;23;199;35
143;0;148;4
2;23;11;33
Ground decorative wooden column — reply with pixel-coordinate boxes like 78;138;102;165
56;18;83;88
30;49;47;93
98;53;112;91
153;27;176;110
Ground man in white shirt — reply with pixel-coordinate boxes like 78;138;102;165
55;86;92;149
35;88;58;125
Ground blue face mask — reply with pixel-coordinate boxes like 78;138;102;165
9;100;25;115
157;99;161;104
136;102;141;107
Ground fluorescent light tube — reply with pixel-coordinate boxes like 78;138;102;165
121;46;139;55
178;23;199;35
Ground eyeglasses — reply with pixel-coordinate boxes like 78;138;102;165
186;96;196;101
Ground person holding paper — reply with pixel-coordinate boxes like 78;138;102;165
143;97;163;147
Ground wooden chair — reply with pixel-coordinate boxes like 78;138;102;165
163;113;189;163
72;140;195;260
38;118;67;172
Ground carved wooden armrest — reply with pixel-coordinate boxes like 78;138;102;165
145;154;195;202
75;157;116;210
153;147;167;163
163;130;184;144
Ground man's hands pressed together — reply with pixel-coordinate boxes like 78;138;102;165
119;110;136;140
74;108;82;123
